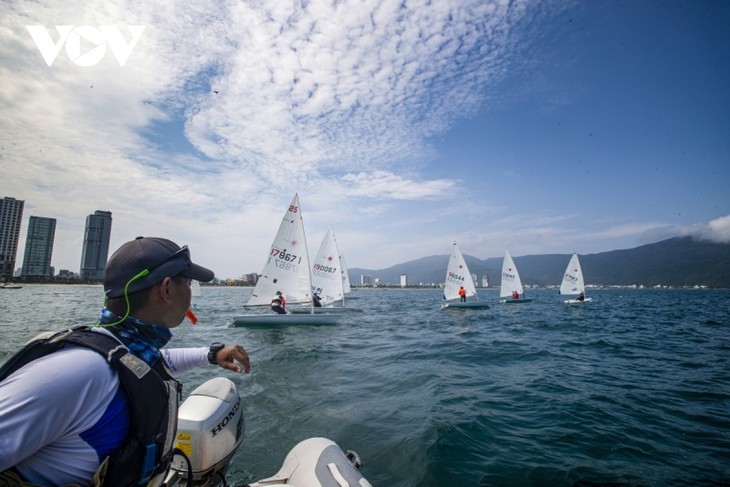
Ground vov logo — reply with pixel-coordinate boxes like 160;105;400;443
26;25;145;67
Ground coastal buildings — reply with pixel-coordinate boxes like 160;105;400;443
80;210;112;279
21;216;57;277
0;197;24;279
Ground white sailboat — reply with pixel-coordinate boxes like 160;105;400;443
441;243;490;309
560;253;592;304
311;225;345;305
499;250;532;304
233;194;341;325
289;225;360;313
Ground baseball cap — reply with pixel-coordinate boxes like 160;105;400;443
103;237;214;298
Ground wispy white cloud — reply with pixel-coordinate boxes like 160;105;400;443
3;0;725;276
3;0;534;274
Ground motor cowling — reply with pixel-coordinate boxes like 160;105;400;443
169;377;244;482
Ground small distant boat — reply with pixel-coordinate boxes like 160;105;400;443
499;250;532;304
190;279;201;308
233;194;343;326
0;283;22;289
560;253;592;304
441;243;490;309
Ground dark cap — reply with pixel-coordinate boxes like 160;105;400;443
103;237;214;298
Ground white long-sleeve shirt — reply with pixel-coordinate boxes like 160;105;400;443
0;328;210;485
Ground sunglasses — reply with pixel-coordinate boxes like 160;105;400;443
146;245;191;275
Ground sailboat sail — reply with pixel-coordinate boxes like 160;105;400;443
311;226;344;305
500;250;524;299
560;253;585;296
443;243;477;301
191;279;202;298
340;252;351;296
247;194;313;306
190;279;203;301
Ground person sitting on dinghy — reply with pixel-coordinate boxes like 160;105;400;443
458;286;467;302
271;291;287;314
312;293;322;307
577;292;585;301
0;236;251;486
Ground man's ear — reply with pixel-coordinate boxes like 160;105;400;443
158;276;175;301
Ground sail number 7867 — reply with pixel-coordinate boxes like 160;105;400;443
270;247;301;272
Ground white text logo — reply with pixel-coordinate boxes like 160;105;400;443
26;25;145;67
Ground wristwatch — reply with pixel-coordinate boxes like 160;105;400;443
208;342;225;364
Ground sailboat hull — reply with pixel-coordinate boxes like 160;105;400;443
500;298;533;304
232;313;341;326
564;297;592;304
288;306;361;314
441;301;491;309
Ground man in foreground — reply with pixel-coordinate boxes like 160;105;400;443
0;236;250;486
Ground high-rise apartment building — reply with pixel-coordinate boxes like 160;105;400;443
22;216;57;277
0;196;24;279
80;210;112;279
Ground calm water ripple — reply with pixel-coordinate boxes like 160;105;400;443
1;285;729;486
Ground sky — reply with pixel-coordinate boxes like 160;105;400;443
2;0;729;279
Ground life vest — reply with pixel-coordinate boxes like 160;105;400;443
0;327;181;487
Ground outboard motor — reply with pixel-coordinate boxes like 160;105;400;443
166;377;244;486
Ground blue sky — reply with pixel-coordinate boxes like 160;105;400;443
2;0;728;279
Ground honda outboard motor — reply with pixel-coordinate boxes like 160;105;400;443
166;377;244;486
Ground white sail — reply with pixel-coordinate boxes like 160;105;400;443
191;279;202;298
247;194;313;306
311;226;344;305
560;253;585;296
443;243;477;301
339;252;351;295
500;250;524;299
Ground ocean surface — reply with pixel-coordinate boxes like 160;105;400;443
1;285;729;486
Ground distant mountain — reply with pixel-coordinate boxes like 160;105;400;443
348;237;730;288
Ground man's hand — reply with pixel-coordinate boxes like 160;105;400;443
213;344;250;373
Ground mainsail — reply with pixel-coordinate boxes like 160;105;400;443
500;250;524;299
443;243;477;301
560;253;585;296
247;194;313;306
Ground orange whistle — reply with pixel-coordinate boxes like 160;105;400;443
186;309;198;324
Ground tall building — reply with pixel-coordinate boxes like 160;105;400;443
0;196;24;279
80;210;112;279
22;216;57;277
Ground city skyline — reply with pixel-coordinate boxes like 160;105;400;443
2;1;729;279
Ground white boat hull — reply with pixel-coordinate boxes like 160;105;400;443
232;313;341;326
500;298;533;304
564;297;592;304
441;301;490;309
248;437;371;487
288;306;361;314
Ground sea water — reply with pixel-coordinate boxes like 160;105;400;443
1;285;729;486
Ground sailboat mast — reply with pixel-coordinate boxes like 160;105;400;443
297;194;315;315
